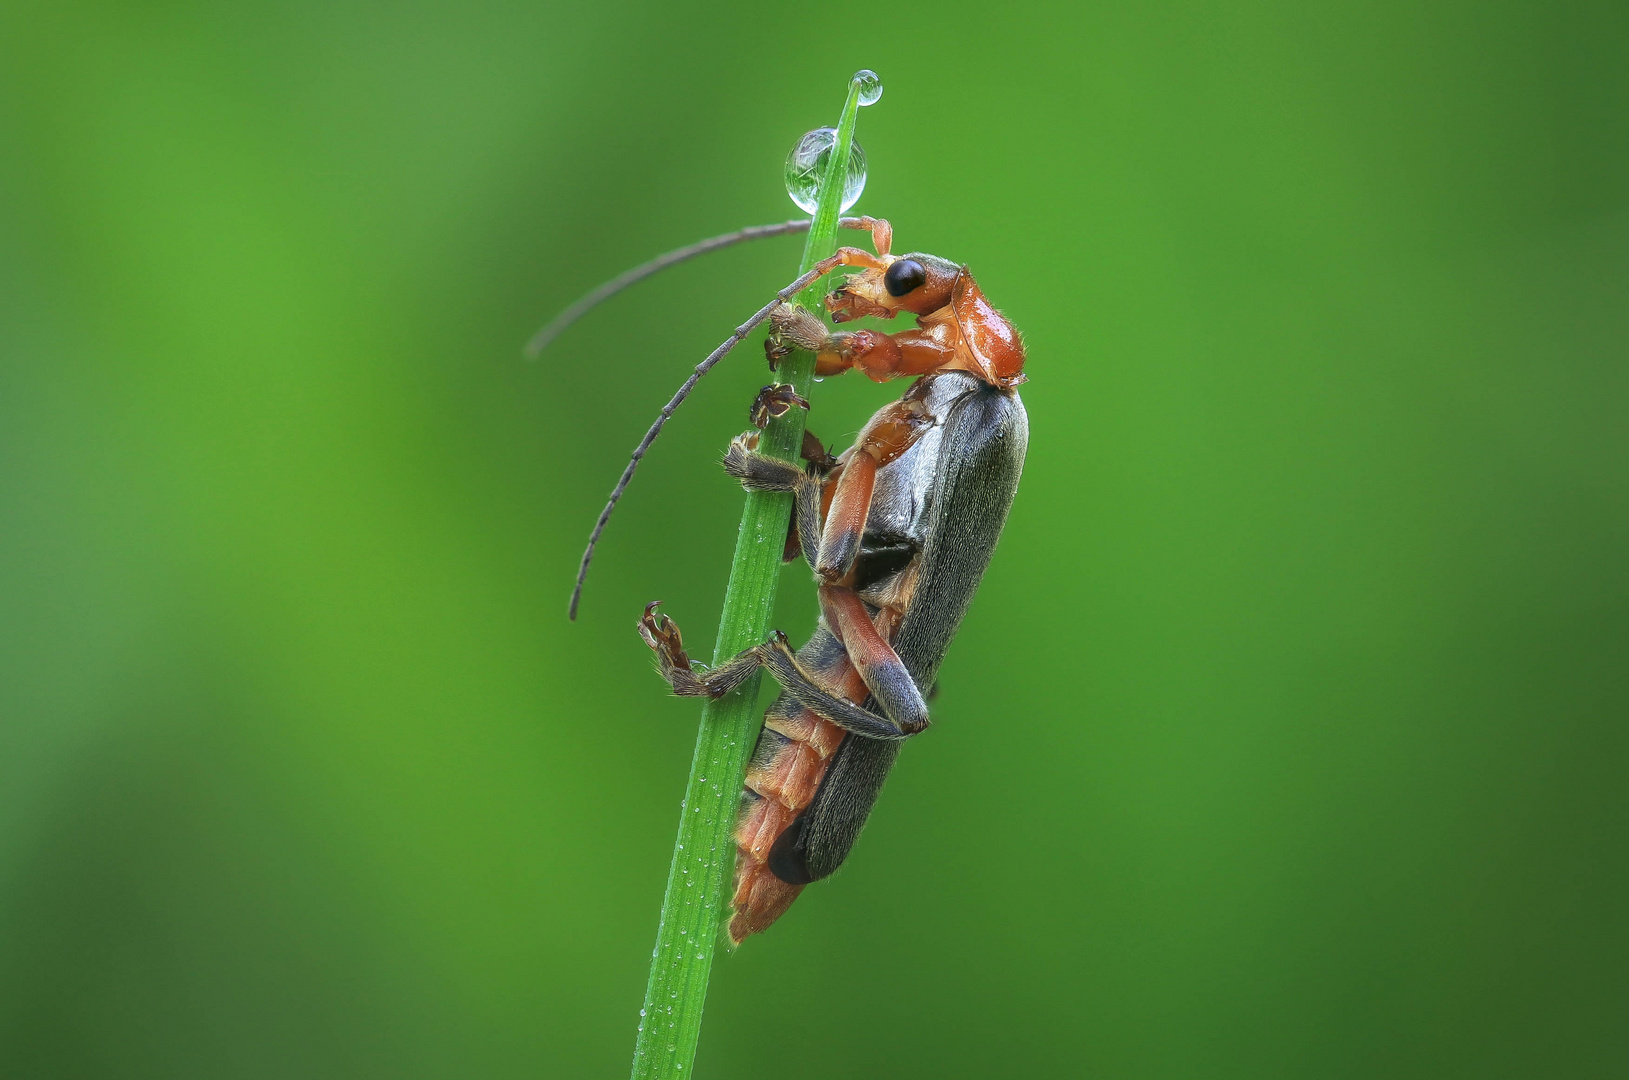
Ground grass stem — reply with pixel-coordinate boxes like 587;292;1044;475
627;75;866;1080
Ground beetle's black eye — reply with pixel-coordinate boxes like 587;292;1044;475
884;259;927;297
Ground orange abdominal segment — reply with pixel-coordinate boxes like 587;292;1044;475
728;865;803;944
728;654;869;945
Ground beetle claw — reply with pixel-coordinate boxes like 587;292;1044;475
638;601;693;673
749;383;811;429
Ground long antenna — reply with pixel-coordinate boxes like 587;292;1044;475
567;250;854;619
525;217;874;358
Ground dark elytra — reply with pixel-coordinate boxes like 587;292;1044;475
764;374;1028;885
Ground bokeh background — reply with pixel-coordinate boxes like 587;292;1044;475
2;1;1625;1077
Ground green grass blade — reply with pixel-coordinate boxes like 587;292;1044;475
627;74;868;1080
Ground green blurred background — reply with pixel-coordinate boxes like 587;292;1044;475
2;1;1625;1076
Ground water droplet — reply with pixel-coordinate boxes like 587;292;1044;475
784;128;867;214
640;1008;647;1016
853;70;883;106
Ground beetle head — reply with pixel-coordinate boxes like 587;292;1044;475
825;252;961;322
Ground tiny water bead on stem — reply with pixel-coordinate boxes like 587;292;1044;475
853;68;884;106
626;71;880;1080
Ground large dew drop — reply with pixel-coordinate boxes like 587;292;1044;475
853;69;883;106
784;127;867;214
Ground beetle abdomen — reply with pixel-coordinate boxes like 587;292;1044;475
728;629;863;944
729;377;1027;944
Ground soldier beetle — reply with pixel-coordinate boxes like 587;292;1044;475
532;215;1028;943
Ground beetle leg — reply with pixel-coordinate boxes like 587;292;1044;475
767;303;833;352
727;393;932;585
817;585;930;732
814;395;933;582
722;435;827;575
638;606;920;739
833;326;962;381
772;298;962;384
815;450;875;581
638;603;760;698
845;215;892;257
800;429;840;473
768;303;901;381
787;431;839;565
756;632;928;741
748;383;809;429
769;304;865;378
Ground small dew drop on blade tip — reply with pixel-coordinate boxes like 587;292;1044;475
853;69;883;106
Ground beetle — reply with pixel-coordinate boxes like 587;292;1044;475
534;217;1028;943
